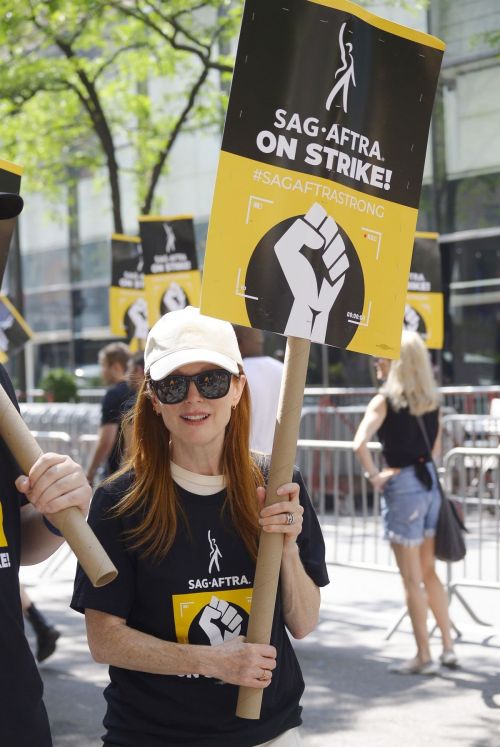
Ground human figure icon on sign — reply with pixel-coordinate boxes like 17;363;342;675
163;222;177;254
274;203;350;344
326;22;356;113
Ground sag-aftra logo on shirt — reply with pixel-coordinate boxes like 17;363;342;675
0;502;11;568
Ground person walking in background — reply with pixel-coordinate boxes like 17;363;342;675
122;351;145;461
233;325;284;454
353;330;457;675
72;306;328;747
21;584;60;663
86;342;132;485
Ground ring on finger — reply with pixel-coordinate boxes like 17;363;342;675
285;512;295;525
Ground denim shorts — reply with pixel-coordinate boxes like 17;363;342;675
381;463;441;547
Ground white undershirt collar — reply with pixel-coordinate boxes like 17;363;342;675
170;461;225;495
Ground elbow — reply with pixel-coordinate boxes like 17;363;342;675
88;639;108;664
288;613;320;640
352;439;363;455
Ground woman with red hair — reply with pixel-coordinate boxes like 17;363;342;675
72;306;328;747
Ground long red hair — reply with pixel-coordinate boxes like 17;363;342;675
110;374;263;561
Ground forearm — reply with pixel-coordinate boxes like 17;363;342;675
89;619;208;675
86;610;276;687
20;505;65;565
353;441;379;478
87;440;112;480
280;543;320;639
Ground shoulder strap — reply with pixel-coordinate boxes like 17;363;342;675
416;414;444;495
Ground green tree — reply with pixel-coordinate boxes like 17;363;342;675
0;0;427;231
0;0;241;231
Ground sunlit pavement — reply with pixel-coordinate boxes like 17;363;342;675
21;546;500;747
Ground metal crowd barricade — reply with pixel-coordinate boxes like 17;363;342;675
296;437;500;636
443;447;500;624
20;403;101;465
296;438;396;570
442;414;500;454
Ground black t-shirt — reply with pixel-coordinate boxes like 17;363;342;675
378;399;439;467
101;381;133;475
0;365;52;747
71;468;329;747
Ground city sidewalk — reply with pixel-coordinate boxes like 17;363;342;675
21;550;500;746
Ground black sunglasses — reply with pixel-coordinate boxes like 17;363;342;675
151;368;236;405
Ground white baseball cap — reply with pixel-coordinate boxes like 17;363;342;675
145;306;243;381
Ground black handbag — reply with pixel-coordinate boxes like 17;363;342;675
416;416;467;563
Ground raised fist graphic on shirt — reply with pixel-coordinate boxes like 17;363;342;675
274;202;350;343
199;595;243;645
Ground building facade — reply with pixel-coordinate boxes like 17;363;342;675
5;0;500;391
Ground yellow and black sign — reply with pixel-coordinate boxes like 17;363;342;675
405;231;443;350
0;159;24;290
139;215;202;327
201;0;444;359
0;294;32;365
109;234;147;352
172;589;253;645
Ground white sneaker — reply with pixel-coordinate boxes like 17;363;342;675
388;659;439;675
439;650;458;668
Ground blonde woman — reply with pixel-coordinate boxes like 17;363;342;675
353;331;456;674
72;307;328;747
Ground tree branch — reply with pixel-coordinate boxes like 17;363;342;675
141;64;209;214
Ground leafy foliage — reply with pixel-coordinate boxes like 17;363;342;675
40;367;78;401
0;0;242;230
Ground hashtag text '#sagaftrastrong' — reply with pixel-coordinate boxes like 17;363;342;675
252;169;385;218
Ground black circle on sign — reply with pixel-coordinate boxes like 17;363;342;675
244;214;364;348
403;303;428;339
188;601;249;645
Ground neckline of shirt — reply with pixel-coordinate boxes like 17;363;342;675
170;461;226;496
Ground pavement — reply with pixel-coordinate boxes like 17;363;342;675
20;548;500;747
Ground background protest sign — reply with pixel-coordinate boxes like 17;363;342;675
0;294;32;364
405;231;443;349
201;0;445;360
109;234;147;351
0;158;23;291
139;215;202;327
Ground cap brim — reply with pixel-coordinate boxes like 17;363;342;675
0;193;23;220
149;348;240;381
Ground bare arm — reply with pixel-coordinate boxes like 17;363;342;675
85;609;277;688
86;423;118;483
352;395;398;492
432;419;443;461
258;483;320;639
18;452;91;565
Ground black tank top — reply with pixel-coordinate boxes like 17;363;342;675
378;399;439;469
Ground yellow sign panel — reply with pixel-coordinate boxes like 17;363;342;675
144;269;202;327
172;589;253;644
201;0;444;359
405;292;444;350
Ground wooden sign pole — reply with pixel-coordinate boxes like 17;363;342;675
0;386;117;587
236;335;311;719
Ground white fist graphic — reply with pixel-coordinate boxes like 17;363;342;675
199;596;243;646
274;203;349;343
126;297;148;340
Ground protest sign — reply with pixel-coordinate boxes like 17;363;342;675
109;234;146;351
405;231;443;349
201;0;444;360
199;0;445;719
0;294;32;364
139;215;202;326
0;159;23;291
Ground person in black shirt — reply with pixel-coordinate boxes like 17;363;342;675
72;307;329;747
0;364;92;747
86;342;132;484
353;330;457;675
